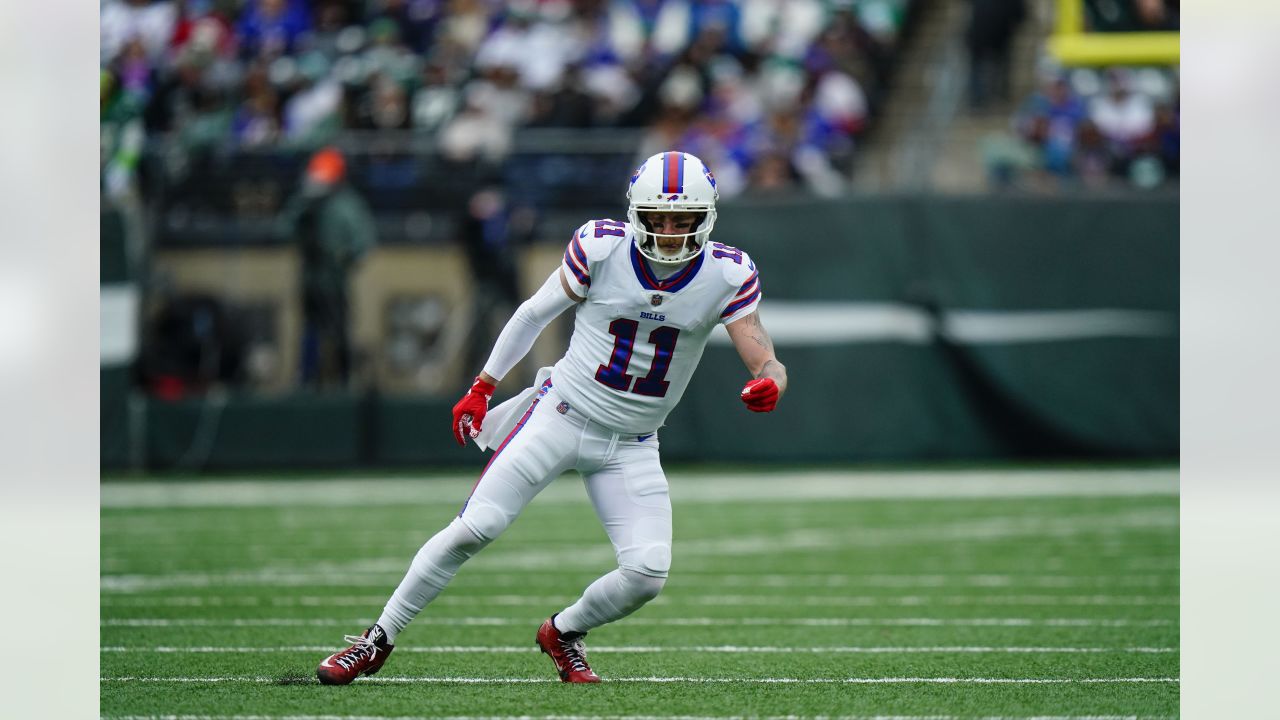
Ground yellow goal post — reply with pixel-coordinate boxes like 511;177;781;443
1047;0;1179;66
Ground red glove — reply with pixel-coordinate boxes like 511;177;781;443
452;376;496;445
740;378;779;413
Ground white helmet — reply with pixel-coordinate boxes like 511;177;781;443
626;151;719;265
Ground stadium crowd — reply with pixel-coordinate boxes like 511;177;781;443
101;0;918;198
984;63;1178;190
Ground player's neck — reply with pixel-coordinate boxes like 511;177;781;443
645;256;690;280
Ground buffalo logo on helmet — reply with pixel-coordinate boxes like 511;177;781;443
703;165;717;188
629;163;647;186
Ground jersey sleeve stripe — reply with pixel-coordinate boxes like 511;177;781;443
563;247;590;286
569;235;589;268
736;271;759;295
733;276;759;299
721;287;762;318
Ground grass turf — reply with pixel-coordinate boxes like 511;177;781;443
101;468;1178;719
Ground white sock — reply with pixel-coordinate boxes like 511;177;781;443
554;568;666;634
376;518;490;643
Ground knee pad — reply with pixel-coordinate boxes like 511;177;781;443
458;501;510;543
619;567;667;603
621;541;671;578
437;517;491;557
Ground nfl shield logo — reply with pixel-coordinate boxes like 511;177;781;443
650;294;663;306
556;401;570;415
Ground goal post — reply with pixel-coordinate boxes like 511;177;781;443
1048;0;1179;66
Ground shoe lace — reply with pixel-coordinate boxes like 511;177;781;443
559;634;590;673
334;634;380;671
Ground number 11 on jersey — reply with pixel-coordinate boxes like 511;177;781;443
595;320;680;398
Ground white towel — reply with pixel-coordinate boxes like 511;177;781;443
472;367;554;452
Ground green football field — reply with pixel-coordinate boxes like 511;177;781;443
101;467;1179;719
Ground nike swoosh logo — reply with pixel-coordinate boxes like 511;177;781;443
320;658;336;668
579;227;588;238
637;433;654;442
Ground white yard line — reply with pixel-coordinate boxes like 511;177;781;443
99;571;1180;593
101;715;1178;720
99;675;1180;685
98;573;1178;597
102;715;1178;720
100;617;1177;628
99;594;1177;608
100;644;1178;654
100;469;1178;509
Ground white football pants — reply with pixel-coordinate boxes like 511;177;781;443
377;378;671;640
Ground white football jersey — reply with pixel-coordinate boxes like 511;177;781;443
552;219;763;434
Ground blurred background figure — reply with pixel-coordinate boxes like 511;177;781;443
276;147;376;390
964;0;1025;111
101;68;146;205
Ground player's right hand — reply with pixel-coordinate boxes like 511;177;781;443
740;377;779;413
452;376;497;445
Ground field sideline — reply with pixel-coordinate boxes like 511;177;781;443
101;467;1179;719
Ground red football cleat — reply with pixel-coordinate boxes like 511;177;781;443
536;615;601;683
317;625;395;685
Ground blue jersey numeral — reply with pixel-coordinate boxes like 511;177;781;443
595;321;680;398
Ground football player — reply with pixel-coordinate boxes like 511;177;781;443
317;151;787;684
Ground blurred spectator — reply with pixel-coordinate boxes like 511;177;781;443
1085;0;1178;32
439;83;515;164
300;0;354;59
283;53;344;145
169;0;237;58
368;0;446;54
965;0;1025;111
101;0;178;65
476;5;568;92
101;69;147;203
528;64;597;128
1150;99;1179;175
140;293;247;400
1015;74;1086;177
237;0;311;59
433;0;499;56
115;38;158;97
232;62;283;146
370;76;413;130
1134;0;1178;30
412;60;464;132
276;148;376;389
740;0;826;59
1088;68;1155;162
458;187;523;375
747;150;798;192
1072;119;1113;188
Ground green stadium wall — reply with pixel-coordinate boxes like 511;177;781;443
102;195;1177;471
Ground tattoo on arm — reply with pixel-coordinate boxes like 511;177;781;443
746;312;773;351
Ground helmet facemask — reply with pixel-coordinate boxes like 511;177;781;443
628;205;717;265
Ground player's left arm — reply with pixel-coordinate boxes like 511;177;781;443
725;310;787;412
